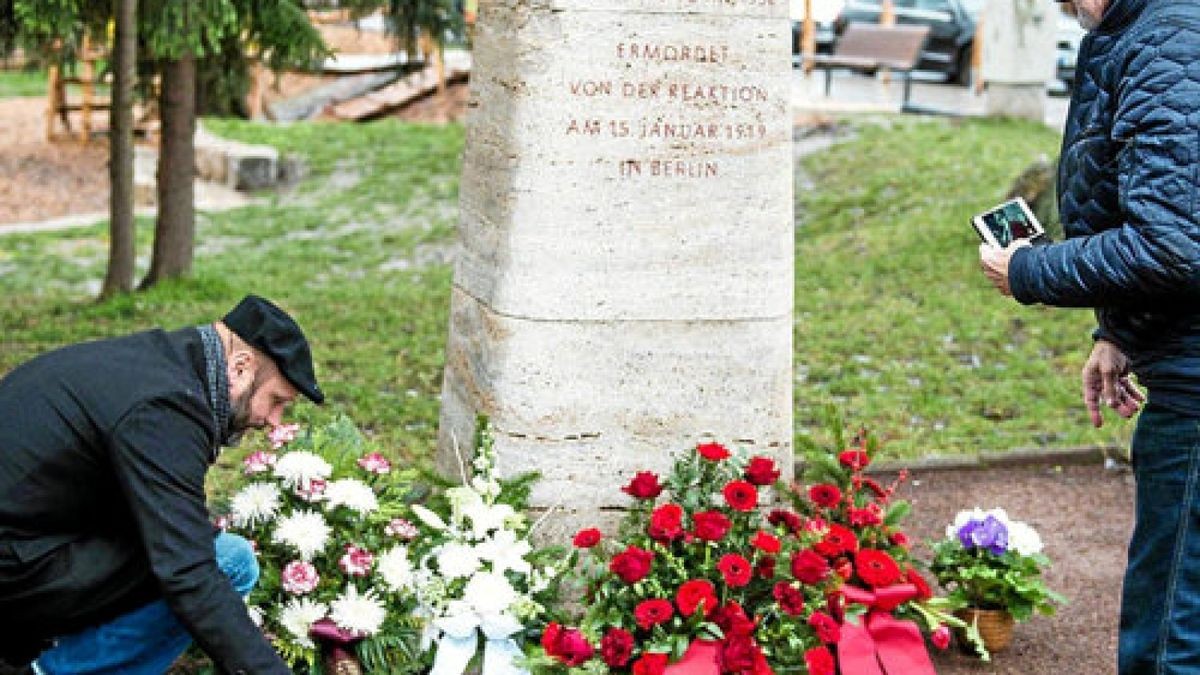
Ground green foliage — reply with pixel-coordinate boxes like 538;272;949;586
0;66;45;97
929;536;1066;623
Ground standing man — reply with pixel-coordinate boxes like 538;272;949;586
0;295;324;674
979;1;1200;672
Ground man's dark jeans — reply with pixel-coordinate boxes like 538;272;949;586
1120;403;1200;674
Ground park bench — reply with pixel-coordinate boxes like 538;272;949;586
810;22;932;113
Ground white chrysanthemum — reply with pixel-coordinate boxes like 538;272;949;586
246;604;264;628
475;529;531;576
273;451;333;489
330;585;387;637
272;510;331;560
463;571;518;616
461;499;516;540
1007;520;1044;556
377;546;415;593
323;479;379;515
435;542;481;579
278;597;327;649
230;482;282;528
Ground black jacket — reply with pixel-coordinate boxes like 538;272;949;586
0;328;288;673
1008;0;1200;412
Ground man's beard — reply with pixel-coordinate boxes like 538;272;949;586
224;373;262;447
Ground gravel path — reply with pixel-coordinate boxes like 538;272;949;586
898;462;1131;674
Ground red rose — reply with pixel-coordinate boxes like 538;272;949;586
697;442;731;461
601;627;635;667
718;553;753;587
751;531;781;554
541;622;562;655
610;546;654;583
634;599;675;629
855;549;902;588
755;555;777;579
890;531;912;548
932;624;952;650
692;510;732;541
838;449;870;471
714;601;756;638
807;484;842;508
723;480;758;512
815;524;859;558
849;505;883;527
676;579;718;617
808;611;841;644
573;527;602;548
790;549;830;584
772;581;805;616
557;629;595;667
804;646;836;675
632;653;670;675
721;635;763;674
622;471;664;500
744;456;781;485
767;509;803;534
649;503;685;542
907;567;933;600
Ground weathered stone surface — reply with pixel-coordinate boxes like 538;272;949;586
194;126;280;191
439;0;794;512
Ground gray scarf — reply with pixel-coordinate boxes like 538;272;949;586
197;324;235;456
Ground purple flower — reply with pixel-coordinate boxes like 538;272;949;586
958;515;1009;555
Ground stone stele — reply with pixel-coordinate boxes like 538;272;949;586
439;0;794;533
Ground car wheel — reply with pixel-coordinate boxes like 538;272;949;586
952;45;973;86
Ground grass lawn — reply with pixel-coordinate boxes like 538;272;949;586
0;67;47;98
0;114;1136;474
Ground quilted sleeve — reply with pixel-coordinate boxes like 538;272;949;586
1009;21;1200;308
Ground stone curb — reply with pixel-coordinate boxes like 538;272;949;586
795;445;1125;477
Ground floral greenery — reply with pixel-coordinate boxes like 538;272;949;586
218;416;427;674
930;508;1066;623
528;441;833;674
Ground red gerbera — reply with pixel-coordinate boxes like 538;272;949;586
697;442;731;461
807;484;842;508
610;546;654;583
676;579;718;617
601;627;635;667
744;456;781;485
855;549;902;588
767;509;803;534
622;471;664;500
648;503;684;542
632;653;670;675
573;527;602;548
772;581;805;616
634;599;675;629
751;531;781;554
718;553;753;587
808;611;841;644
838;449;870;471
723;480;758;511
790;549;830;584
692;510;733;542
815;524;859;558
804;646;836;675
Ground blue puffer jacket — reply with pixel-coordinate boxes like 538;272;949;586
1008;0;1200;412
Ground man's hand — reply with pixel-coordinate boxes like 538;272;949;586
978;240;1032;297
1082;339;1145;427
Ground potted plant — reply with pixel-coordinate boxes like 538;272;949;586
929;508;1066;657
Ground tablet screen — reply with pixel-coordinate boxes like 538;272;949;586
979;200;1040;247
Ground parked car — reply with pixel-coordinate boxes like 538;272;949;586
831;0;984;84
791;0;845;55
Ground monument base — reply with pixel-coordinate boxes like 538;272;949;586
984;83;1046;123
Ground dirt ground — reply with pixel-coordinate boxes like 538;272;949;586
900;462;1131;674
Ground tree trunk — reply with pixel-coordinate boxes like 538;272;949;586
100;0;138;300
142;52;196;288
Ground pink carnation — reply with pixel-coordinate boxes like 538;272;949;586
268;423;300;449
295;478;327;502
356;452;392;475
338;545;374;577
243;450;277;475
385;518;419;540
281;560;320;594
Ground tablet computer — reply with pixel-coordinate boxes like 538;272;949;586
972;197;1047;248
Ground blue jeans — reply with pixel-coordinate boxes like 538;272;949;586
33;533;258;675
1120;404;1200;674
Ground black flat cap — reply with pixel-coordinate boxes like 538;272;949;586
223;295;324;404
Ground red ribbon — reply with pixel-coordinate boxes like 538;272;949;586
310;618;362;662
836;584;935;675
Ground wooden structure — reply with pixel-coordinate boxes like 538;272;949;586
45;35;112;142
810;22;930;112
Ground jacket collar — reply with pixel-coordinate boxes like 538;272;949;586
1096;0;1147;34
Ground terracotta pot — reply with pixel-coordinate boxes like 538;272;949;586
954;607;1015;654
663;640;722;675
